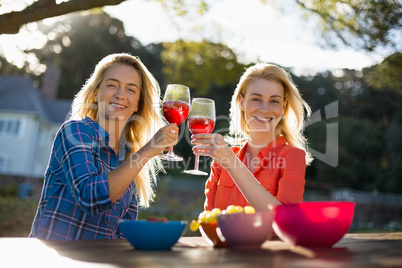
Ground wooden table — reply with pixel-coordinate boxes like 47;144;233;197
2;233;402;267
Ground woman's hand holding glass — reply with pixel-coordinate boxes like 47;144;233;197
160;84;190;161
142;124;179;158
184;98;216;176
189;133;237;170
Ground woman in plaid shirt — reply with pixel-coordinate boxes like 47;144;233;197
29;53;178;240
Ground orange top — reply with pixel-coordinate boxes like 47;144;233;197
204;136;306;210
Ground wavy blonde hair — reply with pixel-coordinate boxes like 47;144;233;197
70;53;165;207
229;63;313;165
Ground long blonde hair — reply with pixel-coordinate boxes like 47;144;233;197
229;63;313;165
70;53;165;207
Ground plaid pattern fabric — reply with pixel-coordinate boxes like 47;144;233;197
29;117;138;241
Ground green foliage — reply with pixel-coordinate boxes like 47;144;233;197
0;197;37;237
381;112;402;192
0;56;25;75
305;116;385;190
301;57;402;194
294;0;402;51
29;12;164;100
161;40;246;96
1;0;401;53
366;52;402;91
0;183;18;197
156;0;208;16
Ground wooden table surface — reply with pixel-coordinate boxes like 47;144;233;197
2;233;402;268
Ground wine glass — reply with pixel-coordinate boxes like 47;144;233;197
160;84;190;161
184;98;215;175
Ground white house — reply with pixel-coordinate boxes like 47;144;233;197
0;75;71;178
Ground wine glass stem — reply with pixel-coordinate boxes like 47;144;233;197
167;147;174;157
193;154;201;171
167;122;177;156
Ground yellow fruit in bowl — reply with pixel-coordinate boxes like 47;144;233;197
190;205;256;232
205;213;217;223
244;206;256;214
224;205;238;214
197;210;218;224
189;219;200;231
198;211;209;223
211;208;222;216
235;206;244;213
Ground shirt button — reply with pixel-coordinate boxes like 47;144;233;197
103;220;108;225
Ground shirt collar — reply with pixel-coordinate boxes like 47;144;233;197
236;136;289;161
84;117;130;158
258;136;288;160
84;116;109;141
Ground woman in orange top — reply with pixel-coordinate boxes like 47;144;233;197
191;63;313;211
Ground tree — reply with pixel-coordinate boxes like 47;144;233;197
294;0;402;52
0;55;25;75
365;52;402;91
383;112;402;193
1;0;400;53
26;12;164;99
0;0;125;34
305;116;385;191
161;40;245;96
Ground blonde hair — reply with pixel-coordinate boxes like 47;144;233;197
229;63;313;165
70;53;165;207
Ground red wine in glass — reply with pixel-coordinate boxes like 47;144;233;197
162;101;189;125
160;84;190;161
184;98;215;176
188;117;215;134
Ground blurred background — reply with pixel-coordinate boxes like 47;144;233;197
0;0;401;237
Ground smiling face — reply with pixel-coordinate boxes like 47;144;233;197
94;63;141;127
240;78;286;137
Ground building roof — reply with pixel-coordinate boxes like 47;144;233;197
0;75;71;124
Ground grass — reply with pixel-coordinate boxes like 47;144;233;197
0;197;38;237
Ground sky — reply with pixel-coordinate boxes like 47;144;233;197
104;0;387;75
0;0;390;75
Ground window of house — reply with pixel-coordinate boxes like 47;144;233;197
0;154;8;173
0;118;21;137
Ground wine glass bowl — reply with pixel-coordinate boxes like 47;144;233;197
162;100;189;126
160;84;190;161
187;117;215;134
184;98;215;176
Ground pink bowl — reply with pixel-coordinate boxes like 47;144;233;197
217;211;275;250
272;201;355;248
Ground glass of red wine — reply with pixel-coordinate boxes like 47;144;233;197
160;84;190;161
184;98;215;175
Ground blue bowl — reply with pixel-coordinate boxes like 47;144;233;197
119;220;188;250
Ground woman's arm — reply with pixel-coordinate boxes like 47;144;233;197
57;121;178;214
107;123;179;203
192;133;281;211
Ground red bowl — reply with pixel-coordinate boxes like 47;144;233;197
272;201;355;248
199;222;229;248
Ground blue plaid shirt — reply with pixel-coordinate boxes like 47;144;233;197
29;117;138;241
